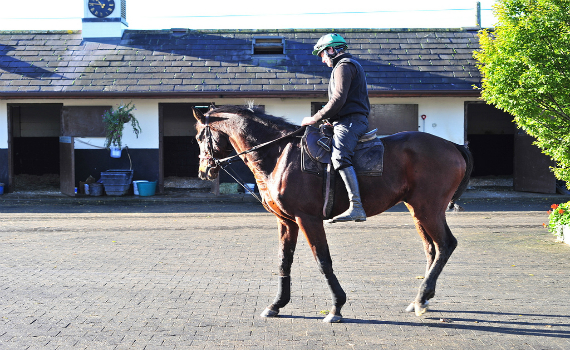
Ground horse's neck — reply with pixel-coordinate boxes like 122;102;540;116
226;123;292;179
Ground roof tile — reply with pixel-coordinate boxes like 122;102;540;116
0;28;482;96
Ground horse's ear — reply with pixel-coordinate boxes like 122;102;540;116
209;103;216;111
192;107;206;124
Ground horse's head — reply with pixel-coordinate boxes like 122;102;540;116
193;107;233;180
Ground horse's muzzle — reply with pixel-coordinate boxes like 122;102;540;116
198;160;219;180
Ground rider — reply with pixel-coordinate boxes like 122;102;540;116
301;33;370;223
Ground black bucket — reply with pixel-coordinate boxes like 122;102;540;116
89;183;104;196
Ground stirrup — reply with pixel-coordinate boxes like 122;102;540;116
326;206;367;223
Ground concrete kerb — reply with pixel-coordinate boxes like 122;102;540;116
0;191;261;204
1;188;570;205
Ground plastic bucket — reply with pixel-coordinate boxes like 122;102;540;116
132;180;149;195
245;183;255;194
89;183;104;196
137;181;157;196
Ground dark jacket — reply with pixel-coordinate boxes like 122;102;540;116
313;53;370;122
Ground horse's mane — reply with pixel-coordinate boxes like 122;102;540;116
212;105;297;133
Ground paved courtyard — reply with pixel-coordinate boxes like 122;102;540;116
0;199;569;349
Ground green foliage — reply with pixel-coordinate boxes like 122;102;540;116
547;202;570;236
475;0;570;184
102;102;141;149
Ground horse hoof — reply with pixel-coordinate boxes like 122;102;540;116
415;303;428;316
323;313;342;323
260;308;279;318
405;301;429;316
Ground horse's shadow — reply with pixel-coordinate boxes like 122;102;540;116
338;310;570;338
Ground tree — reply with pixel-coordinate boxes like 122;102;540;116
475;0;570;185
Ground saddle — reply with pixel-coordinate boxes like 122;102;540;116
301;124;384;176
301;124;384;220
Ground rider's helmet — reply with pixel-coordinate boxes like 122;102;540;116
312;33;348;56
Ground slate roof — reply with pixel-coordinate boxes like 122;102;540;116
0;28;482;99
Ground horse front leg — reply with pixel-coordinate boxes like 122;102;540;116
296;215;346;323
260;217;299;318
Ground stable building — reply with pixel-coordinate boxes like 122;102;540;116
0;1;556;195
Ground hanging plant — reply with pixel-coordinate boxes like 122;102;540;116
103;102;141;149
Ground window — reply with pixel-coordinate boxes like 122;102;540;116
252;37;285;55
311;102;327;116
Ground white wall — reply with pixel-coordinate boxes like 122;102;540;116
73;99;160;150
0;99;160;150
264;96;477;145
0;96;479;151
368;97;479;145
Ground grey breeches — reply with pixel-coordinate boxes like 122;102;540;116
331;114;369;170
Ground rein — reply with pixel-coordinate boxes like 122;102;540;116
216;126;306;166
200;115;306;203
202;115;306;167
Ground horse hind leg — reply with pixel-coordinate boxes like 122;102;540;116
405;204;457;316
405;225;435;315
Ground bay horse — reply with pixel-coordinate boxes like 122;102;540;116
193;105;473;323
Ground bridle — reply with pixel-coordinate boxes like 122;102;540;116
197;113;306;198
198;114;306;168
198;114;225;178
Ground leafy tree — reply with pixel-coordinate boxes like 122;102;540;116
475;0;570;184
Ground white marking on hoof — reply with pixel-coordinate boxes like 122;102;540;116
260;308;279;318
415;302;429;316
323;313;342;323
405;301;429;316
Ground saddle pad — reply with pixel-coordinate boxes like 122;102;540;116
301;137;384;177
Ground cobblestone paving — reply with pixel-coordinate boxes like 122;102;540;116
0;202;569;349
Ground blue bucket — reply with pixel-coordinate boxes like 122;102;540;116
137;181;157;196
0;183;4;195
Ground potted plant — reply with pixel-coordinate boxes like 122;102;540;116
103;102;142;157
546;202;570;244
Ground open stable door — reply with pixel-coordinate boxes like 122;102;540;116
59;136;75;196
513;130;556;193
59;106;110;196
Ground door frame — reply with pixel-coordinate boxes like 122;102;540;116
7;103;64;194
158;102;212;194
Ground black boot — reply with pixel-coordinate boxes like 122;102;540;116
327;166;367;223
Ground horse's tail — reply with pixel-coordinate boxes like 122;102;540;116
448;143;474;211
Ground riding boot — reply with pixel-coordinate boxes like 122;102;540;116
327;166;367;223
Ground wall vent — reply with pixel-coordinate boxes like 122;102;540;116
252;37;285;55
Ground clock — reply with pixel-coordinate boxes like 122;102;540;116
88;0;115;18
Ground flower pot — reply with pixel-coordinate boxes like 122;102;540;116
555;224;570;246
110;146;122;158
563;225;570;246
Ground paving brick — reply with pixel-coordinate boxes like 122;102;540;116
0;200;569;349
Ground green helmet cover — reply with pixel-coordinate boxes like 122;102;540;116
312;33;347;56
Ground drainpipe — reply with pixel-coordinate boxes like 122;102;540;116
475;1;481;29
